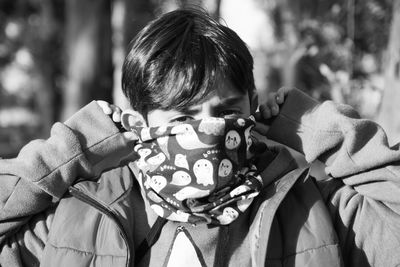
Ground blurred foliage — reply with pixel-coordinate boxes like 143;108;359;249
269;0;391;109
0;0;395;157
0;0;64;156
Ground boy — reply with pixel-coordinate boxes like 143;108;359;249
1;8;399;267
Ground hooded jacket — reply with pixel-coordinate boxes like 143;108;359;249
0;89;399;266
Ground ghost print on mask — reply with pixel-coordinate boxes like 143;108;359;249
132;117;264;225
157;135;170;159
147;191;163;203
148;175;167;193
218;159;233;178
174;187;210;201
147;152;166;166
216;207;239;225
171;124;215;150
171;170;192;186
225;130;241;150
236;118;246;127
198;117;225;136
193;159;214;186
174;154;189;170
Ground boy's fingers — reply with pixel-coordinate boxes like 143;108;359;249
112;106;122;122
266;93;279;116
253;121;269;136
271;105;279;116
97;100;112;115
253;111;261;121
276;87;293;104
112;112;121;123
259;104;272;119
276;91;284;104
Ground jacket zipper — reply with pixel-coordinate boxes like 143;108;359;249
68;186;131;267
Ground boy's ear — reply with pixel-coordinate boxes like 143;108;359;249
121;109;147;130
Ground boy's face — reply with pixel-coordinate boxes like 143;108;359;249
147;78;251;127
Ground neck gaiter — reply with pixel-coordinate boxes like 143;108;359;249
132;117;263;225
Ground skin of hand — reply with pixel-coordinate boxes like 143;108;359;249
253;87;293;135
96;100;139;142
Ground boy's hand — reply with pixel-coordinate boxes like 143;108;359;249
257;87;292;120
96;100;139;141
97;100;123;124
254;87;292;134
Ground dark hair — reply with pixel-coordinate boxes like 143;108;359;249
122;8;256;115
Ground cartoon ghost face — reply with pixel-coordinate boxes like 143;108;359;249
193;159;214;186
149;175;167;193
175;154;189;170
217;207;239;224
171;170;192;186
224;207;239;219
147;153;166;165
171;124;215;150
225;130;241;150
218;159;233;178
171;123;193;135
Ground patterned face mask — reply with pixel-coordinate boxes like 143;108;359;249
132;117;263;225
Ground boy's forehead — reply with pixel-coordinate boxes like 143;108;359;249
214;78;245;97
182;92;249;114
186;80;248;108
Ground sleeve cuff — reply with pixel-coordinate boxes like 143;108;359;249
266;89;320;154
64;101;134;166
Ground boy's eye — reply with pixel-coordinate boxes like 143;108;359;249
219;110;241;118
170;116;194;124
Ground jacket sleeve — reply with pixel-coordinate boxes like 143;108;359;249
267;89;400;266
0;101;137;265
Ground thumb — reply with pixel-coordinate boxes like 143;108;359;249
253;111;275;126
253;121;270;136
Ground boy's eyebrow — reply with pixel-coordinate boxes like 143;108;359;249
179;108;199;115
181;95;246;113
219;95;246;106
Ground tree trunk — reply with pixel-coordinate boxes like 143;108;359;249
123;0;155;49
377;0;400;144
34;0;59;136
61;0;113;121
111;0;155;109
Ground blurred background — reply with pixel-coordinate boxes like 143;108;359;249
0;0;399;158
